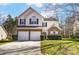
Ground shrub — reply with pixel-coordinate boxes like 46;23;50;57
0;37;13;42
48;35;62;40
70;35;75;39
12;35;17;41
0;35;18;42
7;36;13;40
70;35;79;41
76;34;79;39
71;35;79;39
40;35;46;40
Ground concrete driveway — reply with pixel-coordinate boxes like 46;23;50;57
0;41;41;55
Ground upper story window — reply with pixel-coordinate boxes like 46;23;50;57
20;19;26;25
42;22;47;27
29;16;39;24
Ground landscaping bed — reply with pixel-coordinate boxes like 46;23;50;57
41;39;79;55
0;36;16;45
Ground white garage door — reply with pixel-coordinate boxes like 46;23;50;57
30;31;41;40
18;31;29;40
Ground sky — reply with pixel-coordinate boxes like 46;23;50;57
0;3;66;18
0;3;76;24
0;3;46;18
0;3;47;24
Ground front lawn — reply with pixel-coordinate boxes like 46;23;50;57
0;38;14;46
41;39;79;55
0;42;10;45
0;40;11;45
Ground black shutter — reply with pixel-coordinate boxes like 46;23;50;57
20;19;21;24
24;19;26;24
29;18;31;24
45;23;47;27
37;19;39;24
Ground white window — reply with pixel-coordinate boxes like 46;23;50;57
20;19;26;25
51;31;58;35
30;16;39;24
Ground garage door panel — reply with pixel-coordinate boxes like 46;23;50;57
18;31;29;40
30;32;41;40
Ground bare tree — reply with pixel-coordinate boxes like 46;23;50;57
64;3;79;37
43;3;79;37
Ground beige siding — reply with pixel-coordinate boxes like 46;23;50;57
18;9;43;27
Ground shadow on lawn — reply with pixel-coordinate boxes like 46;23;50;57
41;41;77;55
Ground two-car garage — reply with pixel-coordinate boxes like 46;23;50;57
18;30;41;41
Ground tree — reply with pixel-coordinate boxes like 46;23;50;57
43;3;79;37
3;15;17;36
64;4;79;37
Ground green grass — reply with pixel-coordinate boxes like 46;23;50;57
41;39;79;55
0;39;13;45
0;41;10;45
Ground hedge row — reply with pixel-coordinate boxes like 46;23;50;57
41;35;62;40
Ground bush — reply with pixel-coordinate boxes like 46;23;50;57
71;35;79;39
0;35;18;42
40;35;46;40
0;36;13;42
7;36;13;40
70;35;79;41
48;35;62;40
12;35;17;41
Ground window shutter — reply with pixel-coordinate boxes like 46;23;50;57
29;18;31;24
24;19;26;24
42;22;45;27
37;19;39;24
45;23;47;27
20;19;21;24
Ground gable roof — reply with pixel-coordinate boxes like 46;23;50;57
48;26;62;31
18;7;44;18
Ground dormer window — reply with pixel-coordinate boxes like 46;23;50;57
29;16;39;24
20;19;26;25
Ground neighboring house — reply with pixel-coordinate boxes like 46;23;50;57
17;7;61;41
42;17;61;36
0;25;7;40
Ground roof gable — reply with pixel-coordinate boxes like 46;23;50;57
48;26;62;31
18;7;44;18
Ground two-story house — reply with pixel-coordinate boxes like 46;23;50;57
17;7;61;41
42;17;61;36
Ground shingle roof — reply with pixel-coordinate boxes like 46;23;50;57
44;17;58;21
